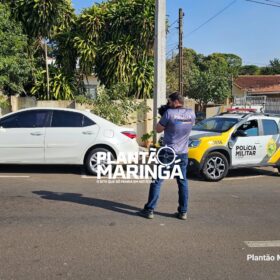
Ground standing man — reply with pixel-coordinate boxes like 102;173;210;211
139;92;195;220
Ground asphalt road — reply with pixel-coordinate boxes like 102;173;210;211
0;166;279;280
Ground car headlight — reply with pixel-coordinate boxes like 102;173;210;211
188;140;201;148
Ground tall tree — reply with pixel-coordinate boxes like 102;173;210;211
239;65;260;75
188;57;231;110
260;58;280;75
166;49;237;108
10;0;74;99
0;3;31;95
75;0;155;99
166;48;201;95
210;53;242;76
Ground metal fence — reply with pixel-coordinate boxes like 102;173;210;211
265;98;280;114
233;96;280;114
233;96;266;106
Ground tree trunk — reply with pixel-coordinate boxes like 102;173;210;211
199;101;203;112
44;38;50;100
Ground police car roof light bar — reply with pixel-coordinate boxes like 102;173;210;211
227;108;257;113
218;110;280;119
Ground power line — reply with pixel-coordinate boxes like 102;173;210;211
166;50;175;57
166;46;178;57
167;27;178;35
185;0;237;38
166;48;177;58
167;42;178;48
168;19;178;29
246;0;280;7
167;32;178;41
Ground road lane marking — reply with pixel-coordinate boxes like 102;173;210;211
0;175;30;178
81;175;94;179
224;175;266;181
82;174;272;180
244;241;280;248
81;175;109;179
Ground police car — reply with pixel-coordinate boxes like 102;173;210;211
188;109;280;181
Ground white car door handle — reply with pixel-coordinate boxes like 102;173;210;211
31;132;43;136
82;131;94;135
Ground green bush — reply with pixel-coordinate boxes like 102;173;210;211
75;83;150;125
0;95;9;109
31;68;77;100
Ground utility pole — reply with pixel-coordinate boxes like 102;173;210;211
153;0;166;144
179;8;184;95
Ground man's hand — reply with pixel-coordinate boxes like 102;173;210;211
156;123;165;133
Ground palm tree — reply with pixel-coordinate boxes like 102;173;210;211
75;0;155;99
11;0;74;99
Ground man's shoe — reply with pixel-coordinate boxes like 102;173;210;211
138;209;154;219
176;212;187;220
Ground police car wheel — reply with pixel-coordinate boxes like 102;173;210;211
202;152;229;182
85;147;116;176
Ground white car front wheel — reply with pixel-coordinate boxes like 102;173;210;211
202;152;229;182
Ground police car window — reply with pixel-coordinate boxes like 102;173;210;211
204;119;216;130
262;120;279;135
193;118;239;132
238;120;259;137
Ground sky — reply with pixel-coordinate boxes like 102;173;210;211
72;0;280;66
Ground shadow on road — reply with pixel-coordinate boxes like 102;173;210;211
187;167;278;181
32;191;175;218
227;167;278;177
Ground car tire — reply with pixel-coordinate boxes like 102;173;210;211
85;147;116;176
201;152;229;182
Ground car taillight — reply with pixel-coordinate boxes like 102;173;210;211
121;131;137;139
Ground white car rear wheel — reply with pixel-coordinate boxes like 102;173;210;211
85;147;116;176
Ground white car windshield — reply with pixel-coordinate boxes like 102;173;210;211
193;117;240;133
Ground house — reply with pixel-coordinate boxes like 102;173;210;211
233;75;280;98
83;75;99;99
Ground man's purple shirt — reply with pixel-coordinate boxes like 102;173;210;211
159;108;195;154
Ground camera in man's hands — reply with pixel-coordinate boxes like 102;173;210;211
158;104;170;116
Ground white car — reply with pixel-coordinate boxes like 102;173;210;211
0;108;139;175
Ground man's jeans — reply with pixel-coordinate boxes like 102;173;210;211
144;153;188;213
